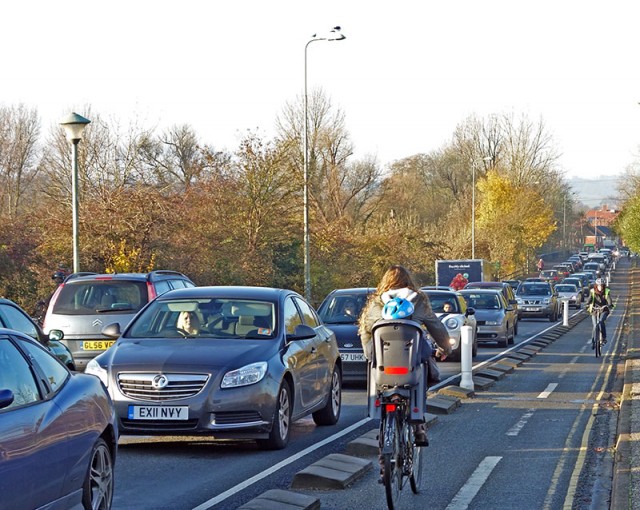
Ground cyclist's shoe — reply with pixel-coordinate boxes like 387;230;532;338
602;337;607;345
414;424;429;447
591;338;595;350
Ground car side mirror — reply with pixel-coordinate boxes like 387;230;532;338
102;323;122;338
466;307;476;316
49;329;64;342
287;324;316;341
0;388;14;410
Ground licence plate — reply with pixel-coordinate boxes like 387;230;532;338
524;307;540;312
341;353;366;362
128;405;189;420
82;340;116;351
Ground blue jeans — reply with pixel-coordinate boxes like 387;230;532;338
591;309;610;340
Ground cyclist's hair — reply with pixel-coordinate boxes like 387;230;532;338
376;265;418;296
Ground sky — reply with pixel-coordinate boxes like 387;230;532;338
3;1;640;188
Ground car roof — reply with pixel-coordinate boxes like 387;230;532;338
458;288;502;294
64;270;192;283
157;285;299;301
325;287;376;295
464;281;508;288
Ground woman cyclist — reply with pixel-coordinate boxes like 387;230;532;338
358;265;451;445
588;278;613;348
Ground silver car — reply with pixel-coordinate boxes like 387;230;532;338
86;286;342;450
458;289;517;347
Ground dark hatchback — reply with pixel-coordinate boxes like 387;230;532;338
317;288;375;383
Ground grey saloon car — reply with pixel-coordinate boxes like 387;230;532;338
86;286;342;450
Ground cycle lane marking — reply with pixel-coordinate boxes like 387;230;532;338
445;456;502;510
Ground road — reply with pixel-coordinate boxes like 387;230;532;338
111;262;628;510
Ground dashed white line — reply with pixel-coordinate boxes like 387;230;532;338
537;383;558;399
506;409;536;436
446;456;502;510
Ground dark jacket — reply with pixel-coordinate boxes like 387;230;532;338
358;288;450;360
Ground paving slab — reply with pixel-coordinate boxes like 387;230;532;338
437;385;475;399
426;395;460;414
474;368;506;381
291;453;372;490
237;489;320;510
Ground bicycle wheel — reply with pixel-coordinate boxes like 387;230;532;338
594;319;602;358
409;425;424;494
382;412;401;510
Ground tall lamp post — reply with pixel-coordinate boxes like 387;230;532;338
60;113;91;274
563;191;575;252
303;26;345;301
471;157;491;259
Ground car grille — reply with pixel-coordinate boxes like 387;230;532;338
523;299;542;305
120;419;200;431
475;320;486;325
118;373;209;401
212;411;263;425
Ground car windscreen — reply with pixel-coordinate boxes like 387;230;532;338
460;293;500;310
318;292;369;324
52;280;147;315
517;285;551;296
126;298;277;339
555;285;577;293
425;294;461;313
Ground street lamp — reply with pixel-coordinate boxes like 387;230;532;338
60;112;91;274
563;191;576;252
303;26;345;301
471;157;491;259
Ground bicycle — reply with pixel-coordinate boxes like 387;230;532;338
368;319;426;510
591;305;608;357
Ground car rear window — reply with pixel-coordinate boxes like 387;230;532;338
517;285;551;296
318;292;370;324
52;280;148;315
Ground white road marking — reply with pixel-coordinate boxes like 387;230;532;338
506;409;536;436
446;456;502;510
537;383;558;399
191;417;371;510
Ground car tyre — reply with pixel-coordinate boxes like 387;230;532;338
508;324;515;345
82;437;114;510
313;366;342;426
514;320;518;336
257;381;292;450
499;337;508;348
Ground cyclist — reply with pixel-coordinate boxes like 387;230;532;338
359;265;451;446
588;278;613;348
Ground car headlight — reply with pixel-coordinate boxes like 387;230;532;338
85;359;109;387
221;362;267;388
543;298;550;304
516;298;523;304
445;317;460;330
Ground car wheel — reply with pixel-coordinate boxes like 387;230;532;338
257;382;292;450
499;337;508;348
508;325;515;345
82;437;114;510
514;320;518;336
313;366;342;426
548;311;555;322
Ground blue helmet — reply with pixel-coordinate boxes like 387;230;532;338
381;297;414;320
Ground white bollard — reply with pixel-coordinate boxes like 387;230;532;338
460;325;474;390
562;298;569;326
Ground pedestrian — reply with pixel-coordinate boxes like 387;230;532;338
537;258;545;272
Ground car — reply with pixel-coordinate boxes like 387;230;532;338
553;263;573;278
0;329;118;509
562;276;588;299
555;283;582;309
317;287;375;383
458;289;516;347
85;286;342;450
539;269;560;283
421;285;454;291
583;261;602;276
421;289;478;360
0;297;75;370
502;279;521;291
43;270;195;371
515;281;559;321
463;281;519;334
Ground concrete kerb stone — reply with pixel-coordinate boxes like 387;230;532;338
237;489;320;510
507;352;531;362
438;385;475;399
473;375;496;390
474;368;506;381
487;361;516;374
426;394;461;414
290;453;372;490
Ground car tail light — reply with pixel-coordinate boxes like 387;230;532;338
147;282;157;301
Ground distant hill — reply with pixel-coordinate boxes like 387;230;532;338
568;175;622;210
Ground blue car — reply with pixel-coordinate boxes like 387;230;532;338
0;329;118;509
